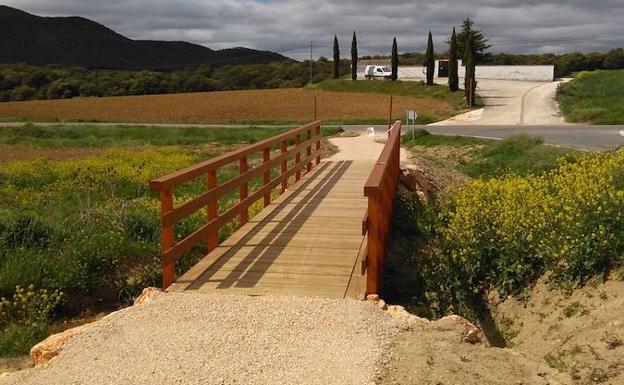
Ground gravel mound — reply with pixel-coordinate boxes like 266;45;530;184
2;293;407;385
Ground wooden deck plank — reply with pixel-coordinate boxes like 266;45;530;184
173;160;372;298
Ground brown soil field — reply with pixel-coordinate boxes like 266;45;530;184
0;88;458;124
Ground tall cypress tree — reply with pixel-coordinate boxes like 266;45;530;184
391;37;398;81
464;32;477;106
333;35;340;79
424;31;435;86
448;27;459;92
351;31;358;81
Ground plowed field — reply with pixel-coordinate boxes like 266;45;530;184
0;88;458;124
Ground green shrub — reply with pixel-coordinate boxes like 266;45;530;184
0;285;63;357
438;150;624;297
0;285;63;327
389;150;624;317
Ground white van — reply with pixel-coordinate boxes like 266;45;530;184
364;65;392;79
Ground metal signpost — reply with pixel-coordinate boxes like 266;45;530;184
406;110;417;140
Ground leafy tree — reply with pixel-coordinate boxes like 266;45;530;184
351;31;358;81
424;31;435;86
79;82;99;97
391;37;398;81
128;71;164;95
604;48;624;70
23;71;49;89
333;35;340;79
448;27;459;91
10;85;36;101
455;17;490;63
46;79;79;99
464;33;477;106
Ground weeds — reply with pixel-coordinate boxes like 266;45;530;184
563;302;586;317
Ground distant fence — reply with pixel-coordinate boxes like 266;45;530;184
150;121;323;289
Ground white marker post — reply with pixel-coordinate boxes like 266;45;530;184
407;110;418;140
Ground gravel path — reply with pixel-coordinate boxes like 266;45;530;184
2;293;408;385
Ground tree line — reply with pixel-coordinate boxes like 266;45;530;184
0;60;350;102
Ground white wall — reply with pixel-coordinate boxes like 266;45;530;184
356;61;554;82
473;66;554;81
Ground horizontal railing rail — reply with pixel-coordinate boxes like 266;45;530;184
150;121;323;289
361;120;402;295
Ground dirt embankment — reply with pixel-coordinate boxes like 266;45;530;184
382;277;624;385
386;149;624;385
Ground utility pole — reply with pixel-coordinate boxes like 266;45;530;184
309;41;313;84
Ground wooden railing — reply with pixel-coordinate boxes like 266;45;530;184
150;121;323;289
361;120;402;295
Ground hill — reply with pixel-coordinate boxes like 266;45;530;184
0;6;289;70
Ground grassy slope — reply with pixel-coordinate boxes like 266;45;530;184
309;79;468;124
558;70;624;124
401;129;579;178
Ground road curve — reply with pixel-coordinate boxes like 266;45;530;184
424;124;624;151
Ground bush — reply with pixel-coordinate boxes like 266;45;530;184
10;85;36;101
389;150;624;317
47;79;79;99
436;150;624;299
0;285;62;357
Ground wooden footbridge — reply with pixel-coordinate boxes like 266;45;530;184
150;121;401;299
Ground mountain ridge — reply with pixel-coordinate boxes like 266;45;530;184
0;5;289;70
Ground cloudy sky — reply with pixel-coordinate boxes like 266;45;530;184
5;0;624;59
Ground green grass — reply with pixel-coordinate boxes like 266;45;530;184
311;79;461;100
0;124;341;358
402;130;579;178
0;124;342;148
558;70;624;124
402;128;488;147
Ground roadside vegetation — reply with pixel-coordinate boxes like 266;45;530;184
558;70;624;124
0;124;340;357
387;132;623;321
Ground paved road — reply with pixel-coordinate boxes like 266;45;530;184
424;125;624;151
338;124;624;151
430;79;570;126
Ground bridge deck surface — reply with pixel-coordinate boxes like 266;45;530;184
169;160;369;298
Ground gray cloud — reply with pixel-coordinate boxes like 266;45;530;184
4;0;623;59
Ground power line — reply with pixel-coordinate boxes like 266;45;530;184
490;32;624;46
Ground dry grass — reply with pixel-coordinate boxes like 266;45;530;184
0;88;457;124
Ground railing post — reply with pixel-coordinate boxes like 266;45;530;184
306;128;312;172
207;170;218;251
240;156;249;225
295;133;302;181
366;195;382;295
281;140;288;193
160;189;175;289
315;124;321;165
263;147;271;207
